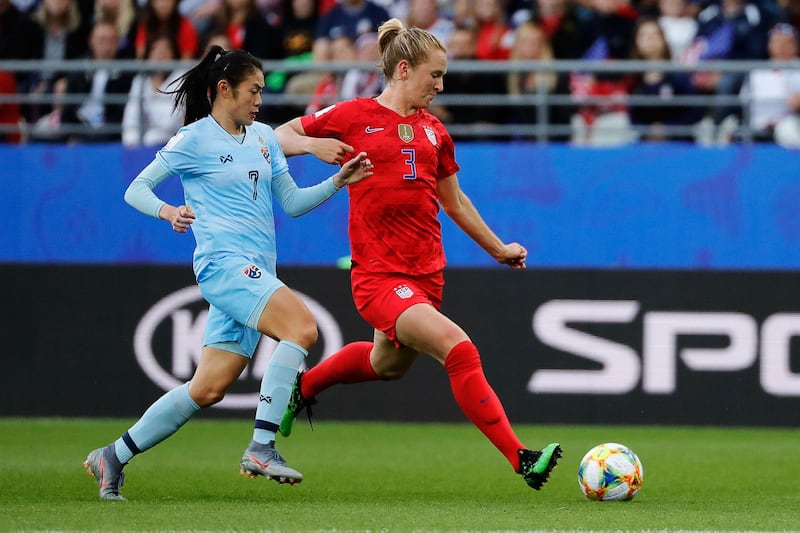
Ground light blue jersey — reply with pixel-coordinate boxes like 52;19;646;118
157;116;288;278
126;116;341;355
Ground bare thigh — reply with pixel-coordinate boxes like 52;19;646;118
256;286;318;350
370;303;471;377
394;303;470;364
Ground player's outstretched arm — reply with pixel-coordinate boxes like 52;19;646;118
273;152;372;218
276;117;353;164
437;174;527;269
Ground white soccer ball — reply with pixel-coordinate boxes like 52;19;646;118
578;442;644;501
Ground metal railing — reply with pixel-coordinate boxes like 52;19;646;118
1;58;798;144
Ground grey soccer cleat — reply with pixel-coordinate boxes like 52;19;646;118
83;444;126;500
518;443;562;490
239;440;303;485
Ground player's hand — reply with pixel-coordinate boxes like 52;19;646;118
497;242;527;270
307;137;354;165
334;152;373;187
161;204;196;233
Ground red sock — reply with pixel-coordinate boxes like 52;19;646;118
302;341;377;399
444;340;525;471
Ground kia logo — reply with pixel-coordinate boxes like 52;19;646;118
133;286;343;409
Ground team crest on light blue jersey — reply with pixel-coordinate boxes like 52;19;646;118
243;264;262;279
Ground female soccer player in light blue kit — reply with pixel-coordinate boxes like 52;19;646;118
83;46;372;500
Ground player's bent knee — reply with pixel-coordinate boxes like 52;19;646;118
373;358;412;380
190;386;227;407
375;367;407;380
289;321;318;351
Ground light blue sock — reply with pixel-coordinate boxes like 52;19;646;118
114;382;200;463
253;340;307;444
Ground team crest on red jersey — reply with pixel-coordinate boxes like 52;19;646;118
242;264;262;279
394;284;414;299
398;124;414;143
423;125;437;146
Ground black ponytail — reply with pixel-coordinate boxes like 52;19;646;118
164;46;264;125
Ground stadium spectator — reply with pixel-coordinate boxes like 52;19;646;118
31;0;90;69
371;0;407;20
574;0;639;61
428;24;507;139
312;0;389;62
686;0;771;66
628;16;705;140
531;0;588;60
657;0;697;58
304;34;355;113
0;0;43;62
121;35;185;146
200;26;232;53
473;0;514;60
215;0;284;123
317;0;335;15
267;0;319;101
275;18;562;492
685;0;771;143
505;20;572;140
405;0;454;45
58;20;134;142
280;0;318;62
0;71;22;142
26;0;89;122
10;0;38;12
339;31;383;100
450;0;475;27
507;0;536;28
774;0;800;30
92;0;137;57
741;22;800;146
0;0;44;97
633;0;660;17
133;0;199;59
212;0;284;60
177;0;222;37
83;46;372;501
569;0;639;145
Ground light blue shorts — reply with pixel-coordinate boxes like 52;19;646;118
197;256;285;358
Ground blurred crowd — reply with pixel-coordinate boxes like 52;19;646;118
1;0;799;145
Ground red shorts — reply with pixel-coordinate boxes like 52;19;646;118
351;269;444;347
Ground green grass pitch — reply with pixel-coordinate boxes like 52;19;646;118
0;418;797;532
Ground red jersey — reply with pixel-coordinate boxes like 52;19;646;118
301;98;460;275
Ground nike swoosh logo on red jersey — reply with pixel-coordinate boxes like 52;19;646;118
365;126;384;133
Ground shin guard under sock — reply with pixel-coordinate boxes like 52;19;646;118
115;382;200;463
444;340;525;470
253;340;307;443
302;341;377;399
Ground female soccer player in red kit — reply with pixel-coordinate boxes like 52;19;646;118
276;17;561;490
